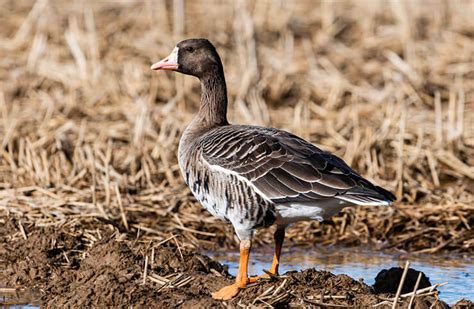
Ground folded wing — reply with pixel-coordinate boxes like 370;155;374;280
201;125;396;206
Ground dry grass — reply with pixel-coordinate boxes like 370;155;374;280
0;0;473;253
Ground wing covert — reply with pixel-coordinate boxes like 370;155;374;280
201;125;395;205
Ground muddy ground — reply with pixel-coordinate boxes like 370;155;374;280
1;220;471;308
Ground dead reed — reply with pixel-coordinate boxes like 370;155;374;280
0;0;473;253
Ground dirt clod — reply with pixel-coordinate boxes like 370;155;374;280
452;299;473;309
373;267;432;294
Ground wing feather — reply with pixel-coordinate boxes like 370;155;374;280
201;125;396;206
281;161;321;182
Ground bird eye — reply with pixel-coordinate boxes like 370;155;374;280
186;47;194;53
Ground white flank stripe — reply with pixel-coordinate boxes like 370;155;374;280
336;195;391;206
201;155;280;201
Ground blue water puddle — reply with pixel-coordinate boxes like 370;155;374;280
210;246;473;305
0;305;38;309
0;288;40;309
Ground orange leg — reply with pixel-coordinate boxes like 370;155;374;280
212;239;251;300
249;227;285;282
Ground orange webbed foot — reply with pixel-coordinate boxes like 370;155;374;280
248;270;278;283
211;283;242;300
249;273;271;283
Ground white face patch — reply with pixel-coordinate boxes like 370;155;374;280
169;46;179;64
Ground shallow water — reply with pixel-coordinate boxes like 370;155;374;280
0;287;40;309
211;247;473;305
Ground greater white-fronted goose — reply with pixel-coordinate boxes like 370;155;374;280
151;38;395;300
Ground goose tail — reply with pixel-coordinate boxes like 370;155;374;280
337;185;396;206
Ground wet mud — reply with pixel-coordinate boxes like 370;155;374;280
0;222;470;308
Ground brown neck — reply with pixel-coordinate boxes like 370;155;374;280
192;70;228;129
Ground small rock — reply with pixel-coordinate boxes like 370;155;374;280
373;267;431;294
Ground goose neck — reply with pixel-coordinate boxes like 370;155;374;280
195;71;228;128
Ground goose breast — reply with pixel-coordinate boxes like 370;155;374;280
178;132;277;236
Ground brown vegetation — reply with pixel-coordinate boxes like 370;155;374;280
1;0;473;262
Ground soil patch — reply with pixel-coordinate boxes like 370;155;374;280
1;222;465;308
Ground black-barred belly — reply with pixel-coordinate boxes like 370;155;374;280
183;166;276;231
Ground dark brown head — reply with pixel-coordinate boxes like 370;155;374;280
151;39;223;79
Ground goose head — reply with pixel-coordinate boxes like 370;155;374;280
151;38;223;79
